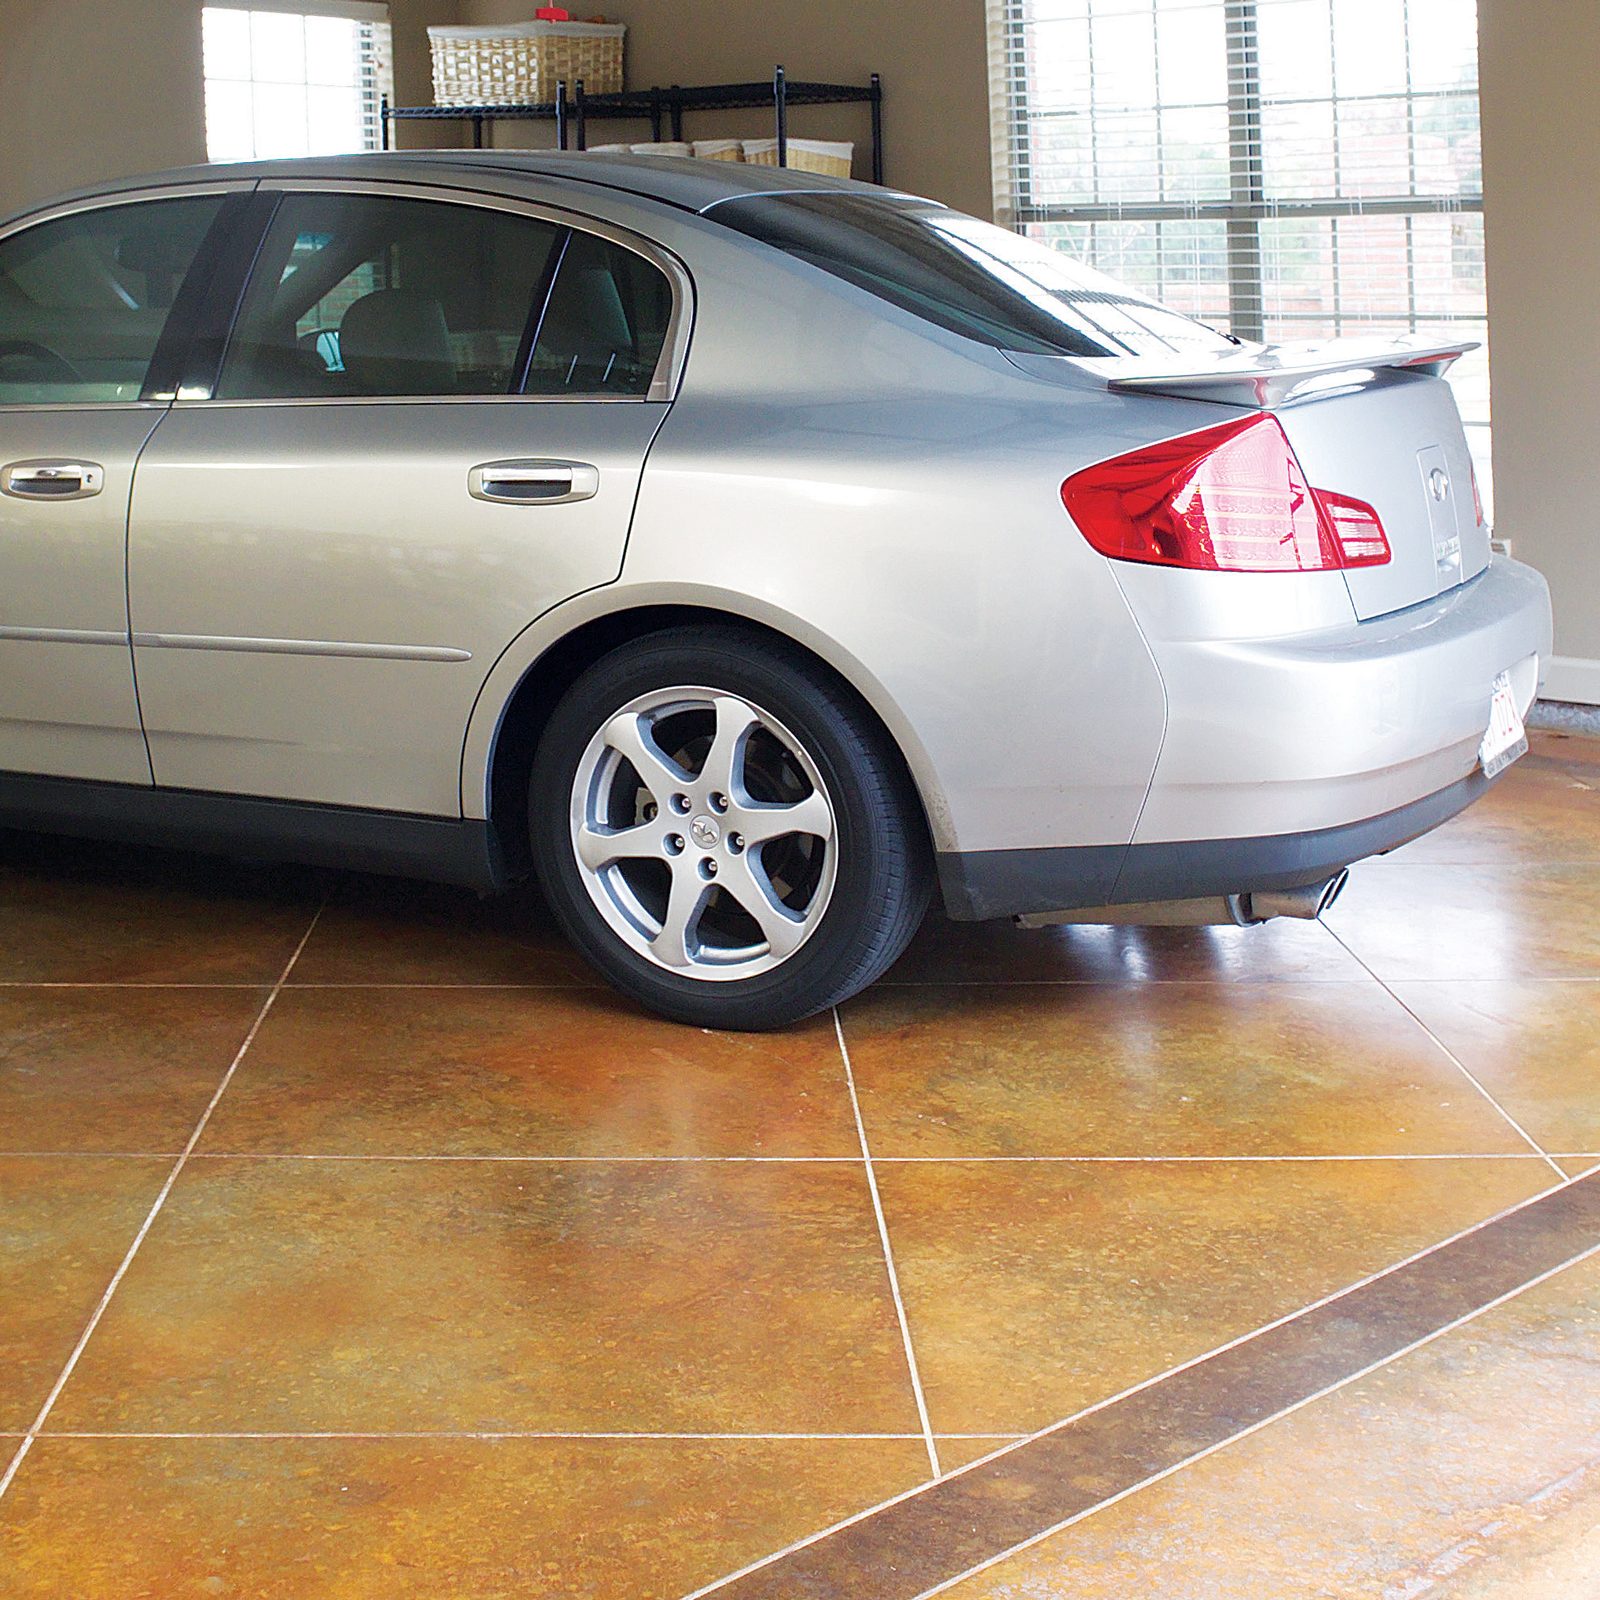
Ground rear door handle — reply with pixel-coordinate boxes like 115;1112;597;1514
468;459;600;506
1;460;105;501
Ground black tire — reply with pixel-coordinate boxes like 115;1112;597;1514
529;626;931;1030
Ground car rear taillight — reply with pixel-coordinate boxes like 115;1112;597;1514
1061;414;1392;573
1470;462;1486;528
1314;489;1391;568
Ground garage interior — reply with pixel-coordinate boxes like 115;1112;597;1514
2;1;1599;1596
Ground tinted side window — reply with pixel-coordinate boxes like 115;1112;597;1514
0;196;223;405
524;230;674;397
218;193;565;399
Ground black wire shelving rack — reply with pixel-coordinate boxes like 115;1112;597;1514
381;65;885;185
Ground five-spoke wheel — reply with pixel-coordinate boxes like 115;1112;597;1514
570;687;837;978
529;627;930;1030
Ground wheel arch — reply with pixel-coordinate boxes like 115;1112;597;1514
462;586;953;876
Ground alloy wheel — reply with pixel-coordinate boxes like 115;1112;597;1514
567;685;838;980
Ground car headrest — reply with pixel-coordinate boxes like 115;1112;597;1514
117;228;195;308
339;288;456;396
540;265;633;379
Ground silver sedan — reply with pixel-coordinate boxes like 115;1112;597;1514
0;153;1551;1027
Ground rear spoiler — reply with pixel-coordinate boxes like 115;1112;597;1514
1096;337;1478;409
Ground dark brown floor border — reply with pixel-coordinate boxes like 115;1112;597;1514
692;1170;1600;1600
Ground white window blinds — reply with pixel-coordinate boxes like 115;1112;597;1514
202;5;394;163
988;0;1490;493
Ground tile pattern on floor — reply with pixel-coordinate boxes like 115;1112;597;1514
0;1157;173;1433
942;1238;1600;1600
0;1437;931;1600
45;1156;925;1437
841;980;1536;1158
0;727;1595;1596
197;987;860;1158
870;1155;1553;1436
0;987;268;1154
690;1170;1600;1600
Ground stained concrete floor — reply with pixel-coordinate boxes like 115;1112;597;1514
0;728;1596;1597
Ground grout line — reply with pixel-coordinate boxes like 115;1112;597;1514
905;1235;1600;1600
0;982;267;990
874;974;1600;987
1325;925;1568;1181
286;982;598;990
834;1006;940;1481
1349;975;1600;984
856;1153;1550;1164
874;976;1378;988
40;1440;928;1452
673;1165;1575;1599
0;902;326;1505
4;976;1597;989
32;1430;1029;1443
0;1151;1571;1165
0;981;595;991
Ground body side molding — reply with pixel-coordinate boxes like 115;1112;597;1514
131;633;473;663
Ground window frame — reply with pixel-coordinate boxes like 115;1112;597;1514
174;180;694;409
0;182;255;415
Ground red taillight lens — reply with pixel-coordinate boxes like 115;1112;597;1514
1315;488;1391;567
1061;414;1391;573
1470;462;1486;528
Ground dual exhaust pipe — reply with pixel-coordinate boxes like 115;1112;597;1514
1017;868;1350;930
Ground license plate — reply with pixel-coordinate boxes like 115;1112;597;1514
1479;670;1528;779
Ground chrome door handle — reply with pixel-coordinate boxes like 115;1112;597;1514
468;459;600;506
1;460;105;501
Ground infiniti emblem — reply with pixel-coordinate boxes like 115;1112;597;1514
690;815;721;849
1428;467;1450;503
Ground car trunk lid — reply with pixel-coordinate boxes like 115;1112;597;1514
1277;372;1487;620
1025;336;1490;621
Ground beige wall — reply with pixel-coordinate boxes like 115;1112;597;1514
458;0;993;218
1478;0;1600;702
0;0;207;216
0;0;990;216
0;0;990;229
0;0;461;219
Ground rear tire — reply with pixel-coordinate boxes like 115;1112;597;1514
529;626;930;1030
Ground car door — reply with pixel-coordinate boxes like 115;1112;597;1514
128;182;683;816
0;190;227;784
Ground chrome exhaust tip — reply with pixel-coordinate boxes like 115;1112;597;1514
1016;870;1352;931
1229;868;1349;925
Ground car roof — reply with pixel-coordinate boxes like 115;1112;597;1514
13;150;936;222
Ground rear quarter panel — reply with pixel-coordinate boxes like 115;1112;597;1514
590;216;1227;857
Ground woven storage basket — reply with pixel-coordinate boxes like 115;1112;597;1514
742;138;853;177
428;21;625;106
692;139;745;162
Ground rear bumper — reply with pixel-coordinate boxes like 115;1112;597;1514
1129;555;1551;844
937;765;1490;920
938;555;1551;921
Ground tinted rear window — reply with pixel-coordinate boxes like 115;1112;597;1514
712;193;1235;360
